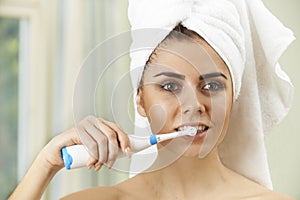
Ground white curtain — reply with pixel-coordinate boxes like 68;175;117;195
47;0;132;199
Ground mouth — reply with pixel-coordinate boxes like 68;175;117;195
175;124;209;135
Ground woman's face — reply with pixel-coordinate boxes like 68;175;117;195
137;37;233;158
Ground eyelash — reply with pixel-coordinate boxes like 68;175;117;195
160;81;182;93
201;80;225;93
159;80;225;94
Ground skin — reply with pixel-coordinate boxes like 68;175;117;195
9;35;295;200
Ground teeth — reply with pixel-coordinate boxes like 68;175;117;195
178;126;188;131
178;125;207;132
198;126;206;131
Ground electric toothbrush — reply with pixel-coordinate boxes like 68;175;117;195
61;126;197;170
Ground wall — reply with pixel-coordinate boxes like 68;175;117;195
262;0;300;199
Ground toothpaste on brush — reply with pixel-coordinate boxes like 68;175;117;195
61;126;197;170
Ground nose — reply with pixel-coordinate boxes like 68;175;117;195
182;100;206;115
181;88;206;115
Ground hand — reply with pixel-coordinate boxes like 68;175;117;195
75;116;131;171
8;116;130;200
38;116;130;172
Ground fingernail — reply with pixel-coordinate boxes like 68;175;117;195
106;160;115;169
107;163;112;169
87;158;95;169
94;162;102;171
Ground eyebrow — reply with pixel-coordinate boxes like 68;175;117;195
153;72;185;80
199;72;227;80
153;71;227;81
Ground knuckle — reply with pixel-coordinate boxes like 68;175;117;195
76;127;85;139
106;130;117;140
115;124;122;130
85;115;95;122
110;141;119;149
97;117;104;123
99;136;108;145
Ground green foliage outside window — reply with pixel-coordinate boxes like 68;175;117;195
0;17;19;199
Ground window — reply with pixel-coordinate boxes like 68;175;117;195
0;1;131;199
0;1;50;199
0;17;19;199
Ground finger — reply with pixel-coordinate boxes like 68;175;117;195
101;119;131;153
83;118;109;167
94;162;103;172
87;157;97;169
76;124;99;160
76;125;99;169
89;118;119;168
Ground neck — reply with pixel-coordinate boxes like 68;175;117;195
144;148;228;196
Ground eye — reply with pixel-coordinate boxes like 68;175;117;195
161;81;182;93
202;81;224;92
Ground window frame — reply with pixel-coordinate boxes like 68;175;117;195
0;1;51;180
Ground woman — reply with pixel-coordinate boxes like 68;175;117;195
9;0;295;199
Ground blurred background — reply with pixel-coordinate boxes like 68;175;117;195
0;0;299;199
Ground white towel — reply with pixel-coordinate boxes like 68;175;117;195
128;0;295;189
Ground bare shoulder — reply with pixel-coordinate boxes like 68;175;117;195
259;190;296;200
241;178;296;200
60;186;126;200
60;174;149;200
225;167;295;200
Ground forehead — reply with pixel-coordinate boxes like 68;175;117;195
147;38;230;77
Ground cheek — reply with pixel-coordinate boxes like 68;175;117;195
210;90;231;120
206;93;231;139
147;104;167;133
142;87;180;133
145;100;179;134
210;95;232;141
211;101;227;122
198;94;232;158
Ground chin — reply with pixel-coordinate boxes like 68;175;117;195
182;144;203;157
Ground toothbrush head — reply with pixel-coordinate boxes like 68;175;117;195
182;126;197;136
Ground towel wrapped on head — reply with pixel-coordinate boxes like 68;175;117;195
128;0;295;189
129;0;246;100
